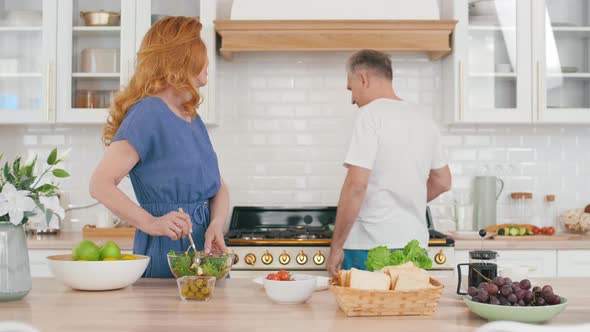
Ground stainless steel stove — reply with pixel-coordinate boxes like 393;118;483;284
225;206;455;278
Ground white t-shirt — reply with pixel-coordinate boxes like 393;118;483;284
342;98;447;250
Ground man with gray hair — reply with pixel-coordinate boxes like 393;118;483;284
327;49;452;276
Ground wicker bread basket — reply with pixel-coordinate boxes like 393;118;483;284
330;277;444;317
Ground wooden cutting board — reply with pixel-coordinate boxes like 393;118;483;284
493;234;570;241
82;225;136;238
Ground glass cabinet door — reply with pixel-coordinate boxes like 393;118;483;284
136;0;217;125
0;0;56;123
537;0;590;122
457;0;531;122
55;0;135;123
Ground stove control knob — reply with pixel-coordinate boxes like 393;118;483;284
279;251;291;265
262;251;273;265
231;252;239;265
245;253;256;266
296;251;308;265
434;250;446;265
313;251;325;265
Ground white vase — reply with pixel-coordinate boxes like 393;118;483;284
0;221;32;301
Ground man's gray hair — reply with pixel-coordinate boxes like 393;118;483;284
347;49;393;80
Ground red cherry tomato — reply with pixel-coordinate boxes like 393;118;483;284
267;273;280;281
546;227;555;235
277;270;291;281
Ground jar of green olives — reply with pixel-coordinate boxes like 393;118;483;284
177;276;216;301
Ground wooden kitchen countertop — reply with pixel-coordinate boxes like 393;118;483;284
27;231;590;251
1;277;589;332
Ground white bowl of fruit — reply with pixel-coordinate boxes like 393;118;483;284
262;270;316;304
47;240;149;291
464;277;568;323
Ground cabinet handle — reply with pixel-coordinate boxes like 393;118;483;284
127;59;132;81
46;64;52;122
537;61;542;121
458;60;464;121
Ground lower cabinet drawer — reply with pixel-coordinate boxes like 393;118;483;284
558;250;590;277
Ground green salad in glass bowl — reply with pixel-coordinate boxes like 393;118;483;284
167;250;233;280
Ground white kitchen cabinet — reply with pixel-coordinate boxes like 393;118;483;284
28;249;70;277
455;249;558;277
443;0;532;124
443;0;590;124
28;249;133;277
0;0;57;124
557;250;590;277
135;0;218;126
55;0;136;124
532;0;590;123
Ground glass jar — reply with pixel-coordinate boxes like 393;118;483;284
511;192;533;224
544;195;557;229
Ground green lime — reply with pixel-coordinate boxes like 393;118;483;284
99;241;121;260
72;240;100;261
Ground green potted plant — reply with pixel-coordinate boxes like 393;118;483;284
0;148;70;302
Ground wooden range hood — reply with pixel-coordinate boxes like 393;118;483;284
214;20;458;61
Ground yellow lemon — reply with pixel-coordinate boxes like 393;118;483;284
120;254;136;260
102;257;118;261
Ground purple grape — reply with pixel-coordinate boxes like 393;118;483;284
504;277;513;284
542;285;553;293
542;289;554;299
479;282;489;290
500;285;513;296
477;289;490;303
532;286;542;293
512;281;521;289
487;284;499;296
545;294;561;305
536;297;546;306
499;297;510;306
520;279;531;290
517;299;525;306
493;277;506;287
468;286;478;297
489;296;501;305
507;293;517;304
523;290;534;304
515;289;526;300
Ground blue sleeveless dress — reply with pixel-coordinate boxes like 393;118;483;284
112;96;221;278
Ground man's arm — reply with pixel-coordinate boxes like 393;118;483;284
327;165;370;276
427;165;452;202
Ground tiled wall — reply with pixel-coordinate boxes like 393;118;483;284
1;52;589;231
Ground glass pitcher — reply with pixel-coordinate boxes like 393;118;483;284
456;250;498;295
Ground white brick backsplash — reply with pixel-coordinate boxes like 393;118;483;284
448;148;477;161
2;53;590;230
464;135;491;146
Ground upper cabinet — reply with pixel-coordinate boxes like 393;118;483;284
136;0;217;125
444;0;590;124
444;0;531;123
55;0;135;124
532;0;590;123
0;0;57;124
1;0;218;125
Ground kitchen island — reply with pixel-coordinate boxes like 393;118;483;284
1;278;589;332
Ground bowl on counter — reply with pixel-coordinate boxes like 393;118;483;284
167;251;234;280
463;295;568;323
177;276;216;301
47;254;149;291
263;274;316;304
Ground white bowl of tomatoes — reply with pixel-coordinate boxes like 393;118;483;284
263;270;316;304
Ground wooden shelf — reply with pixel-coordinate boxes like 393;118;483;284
214;20;458;61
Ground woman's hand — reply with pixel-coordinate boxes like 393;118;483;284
147;211;191;240
326;246;344;277
204;224;227;254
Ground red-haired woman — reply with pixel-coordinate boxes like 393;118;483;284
89;17;228;278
